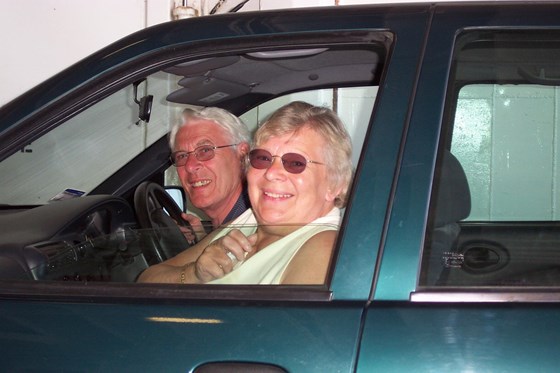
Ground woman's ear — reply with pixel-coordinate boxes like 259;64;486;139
325;184;344;203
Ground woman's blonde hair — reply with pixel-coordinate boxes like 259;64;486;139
254;101;353;208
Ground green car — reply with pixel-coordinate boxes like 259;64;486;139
2;2;560;371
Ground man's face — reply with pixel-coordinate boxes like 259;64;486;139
174;119;246;215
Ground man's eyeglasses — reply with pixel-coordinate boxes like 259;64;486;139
248;149;323;174
171;144;238;167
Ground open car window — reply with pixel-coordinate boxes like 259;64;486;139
0;42;383;206
0;31;390;290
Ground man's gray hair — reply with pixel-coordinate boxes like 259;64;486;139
169;107;250;149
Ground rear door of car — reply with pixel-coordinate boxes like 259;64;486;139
358;3;560;372
0;6;430;372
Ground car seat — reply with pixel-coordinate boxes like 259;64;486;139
422;150;471;286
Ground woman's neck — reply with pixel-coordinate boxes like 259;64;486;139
253;224;301;252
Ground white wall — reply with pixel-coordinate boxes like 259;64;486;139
0;0;487;107
0;0;170;106
0;0;328;107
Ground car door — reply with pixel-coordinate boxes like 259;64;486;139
358;2;560;372
0;6;430;372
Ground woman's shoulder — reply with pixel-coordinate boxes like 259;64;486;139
311;207;341;227
281;230;337;284
302;229;338;247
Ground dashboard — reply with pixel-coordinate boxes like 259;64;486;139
0;195;148;282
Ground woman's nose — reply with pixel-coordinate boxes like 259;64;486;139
264;156;286;180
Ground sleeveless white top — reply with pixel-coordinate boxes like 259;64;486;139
209;207;341;285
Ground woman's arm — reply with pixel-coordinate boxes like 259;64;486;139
137;231;216;284
280;230;337;285
137;228;256;284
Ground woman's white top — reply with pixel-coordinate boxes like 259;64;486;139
209;207;341;285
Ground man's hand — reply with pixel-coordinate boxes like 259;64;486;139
178;213;207;244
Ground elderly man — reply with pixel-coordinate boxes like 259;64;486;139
169;107;251;241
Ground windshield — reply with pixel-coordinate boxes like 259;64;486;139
0;72;179;205
0;42;383;206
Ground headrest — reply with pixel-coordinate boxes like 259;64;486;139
432;151;471;227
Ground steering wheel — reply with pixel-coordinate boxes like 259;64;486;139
134;181;193;264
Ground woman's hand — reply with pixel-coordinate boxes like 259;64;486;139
193;229;257;283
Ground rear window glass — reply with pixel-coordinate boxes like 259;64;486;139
421;30;560;287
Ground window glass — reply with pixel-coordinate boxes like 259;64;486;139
0;72;176;205
421;30;560;287
453;84;558;221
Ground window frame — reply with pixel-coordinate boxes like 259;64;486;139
0;30;393;304
417;28;560;294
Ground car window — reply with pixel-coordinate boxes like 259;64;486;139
0;72;178;205
0;34;389;288
421;30;560;287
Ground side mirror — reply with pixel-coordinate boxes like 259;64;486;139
165;186;185;212
133;79;153;124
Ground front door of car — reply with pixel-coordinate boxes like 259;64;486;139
0;7;430;372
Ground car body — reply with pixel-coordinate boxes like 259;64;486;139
2;1;560;371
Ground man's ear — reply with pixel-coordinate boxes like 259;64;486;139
237;142;250;157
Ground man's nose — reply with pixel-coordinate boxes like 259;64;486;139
184;154;202;172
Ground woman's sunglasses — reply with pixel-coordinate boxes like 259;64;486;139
248;149;323;174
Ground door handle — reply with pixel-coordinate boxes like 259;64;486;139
194;362;288;373
461;242;509;273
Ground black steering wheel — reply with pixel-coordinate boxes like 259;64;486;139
134;181;193;263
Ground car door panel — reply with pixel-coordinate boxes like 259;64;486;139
0;299;364;372
360;2;560;371
358;303;560;372
0;7;431;371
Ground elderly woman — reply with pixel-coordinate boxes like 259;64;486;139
138;101;353;285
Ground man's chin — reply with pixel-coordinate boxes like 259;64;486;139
189;194;214;210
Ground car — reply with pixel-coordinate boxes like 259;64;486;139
2;1;560;371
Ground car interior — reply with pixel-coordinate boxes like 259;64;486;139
0;34;389;283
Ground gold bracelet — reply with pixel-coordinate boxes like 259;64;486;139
180;266;186;284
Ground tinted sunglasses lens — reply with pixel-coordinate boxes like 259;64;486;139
281;153;307;174
249;149;272;169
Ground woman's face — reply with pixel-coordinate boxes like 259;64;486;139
247;126;339;226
